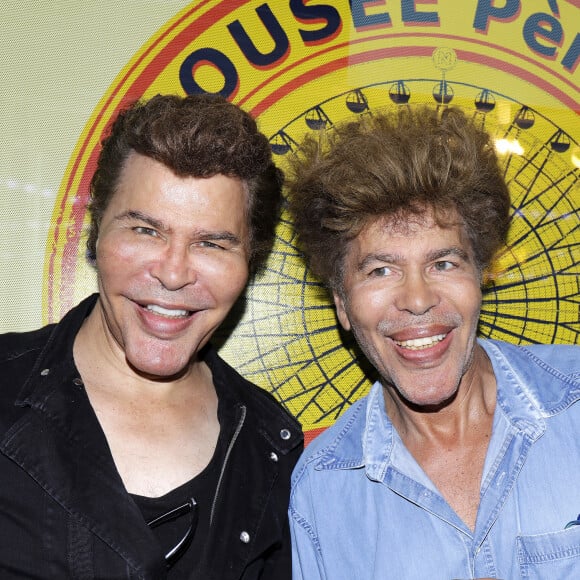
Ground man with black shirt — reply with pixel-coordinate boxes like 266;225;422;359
0;94;302;579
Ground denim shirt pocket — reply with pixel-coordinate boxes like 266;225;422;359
517;525;580;579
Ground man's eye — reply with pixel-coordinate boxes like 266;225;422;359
197;240;223;250
434;260;455;271
134;226;158;237
370;266;392;277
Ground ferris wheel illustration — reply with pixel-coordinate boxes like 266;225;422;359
216;48;580;429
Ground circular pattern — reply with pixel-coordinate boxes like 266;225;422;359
216;78;580;429
43;1;579;437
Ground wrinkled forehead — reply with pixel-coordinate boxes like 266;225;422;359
372;206;465;236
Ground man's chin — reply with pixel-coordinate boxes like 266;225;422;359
125;353;193;382
390;380;460;412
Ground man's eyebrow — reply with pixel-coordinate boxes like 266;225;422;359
117;210;165;231
357;252;401;272
427;247;471;262
198;230;243;245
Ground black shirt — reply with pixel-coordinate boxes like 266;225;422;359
132;427;227;579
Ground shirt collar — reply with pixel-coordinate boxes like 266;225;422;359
314;381;394;479
17;294;98;407
318;340;579;478
362;381;396;481
479;339;580;439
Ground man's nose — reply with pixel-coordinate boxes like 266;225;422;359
394;270;439;315
150;243;196;291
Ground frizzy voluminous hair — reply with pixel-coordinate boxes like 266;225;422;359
87;93;282;272
286;105;511;289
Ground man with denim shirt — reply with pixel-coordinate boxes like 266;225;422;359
286;105;580;580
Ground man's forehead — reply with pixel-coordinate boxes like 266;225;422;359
370;207;463;236
350;209;474;259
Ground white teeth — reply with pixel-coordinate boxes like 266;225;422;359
394;334;447;350
145;304;189;318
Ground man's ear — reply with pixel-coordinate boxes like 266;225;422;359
333;291;352;332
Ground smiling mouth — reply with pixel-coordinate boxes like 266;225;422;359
393;333;447;350
145;304;192;319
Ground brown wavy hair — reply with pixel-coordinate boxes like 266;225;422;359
286;105;511;290
87;93;282;272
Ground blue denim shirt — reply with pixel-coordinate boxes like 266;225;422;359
290;339;580;580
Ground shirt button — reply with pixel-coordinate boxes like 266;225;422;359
240;531;250;543
280;429;291;440
270;452;279;462
72;378;83;386
40;368;50;376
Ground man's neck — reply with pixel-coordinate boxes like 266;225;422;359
72;302;220;497
383;345;497;531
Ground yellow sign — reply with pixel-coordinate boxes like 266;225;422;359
47;0;580;438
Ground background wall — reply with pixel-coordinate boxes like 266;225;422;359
1;1;578;439
1;0;186;331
